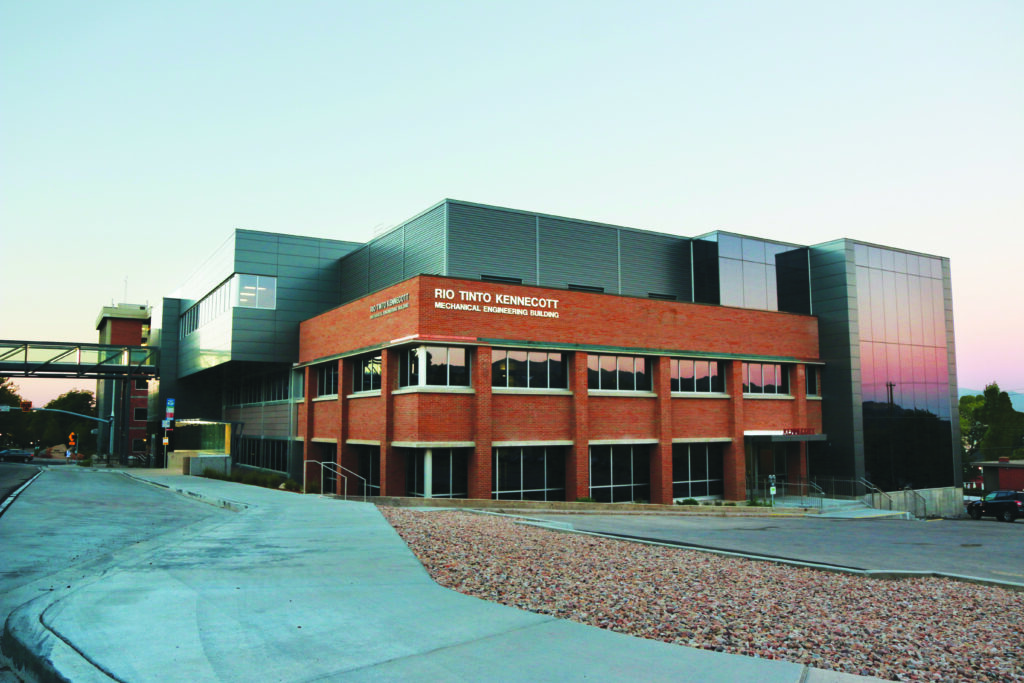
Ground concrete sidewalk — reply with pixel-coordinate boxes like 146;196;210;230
1;469;882;682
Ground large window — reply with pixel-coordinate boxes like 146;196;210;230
179;274;277;338
492;446;566;501
491;349;567;389
406;448;468;498
589;445;650;503
235;437;290;473
353;353;382;393
398;346;470;388
315;362;338;397
672;443;724;499
671;359;726;393
587;354;651;391
742;362;790;395
356;445;380;496
236;274;276;309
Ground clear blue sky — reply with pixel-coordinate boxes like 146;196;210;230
2;0;1021;406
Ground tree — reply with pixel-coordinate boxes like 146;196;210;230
0;377;31;448
36;390;98;454
965;383;1024;464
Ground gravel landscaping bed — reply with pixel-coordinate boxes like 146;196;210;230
380;508;1023;682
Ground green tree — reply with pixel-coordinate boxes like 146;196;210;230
968;383;1024;464
0;377;31;448
37;390;98;454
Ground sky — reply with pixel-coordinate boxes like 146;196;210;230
1;0;1021;407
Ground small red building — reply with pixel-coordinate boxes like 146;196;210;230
296;274;824;504
977;458;1024;491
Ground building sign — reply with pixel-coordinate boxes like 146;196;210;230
370;293;410;319
783;428;816;436
432;288;560;319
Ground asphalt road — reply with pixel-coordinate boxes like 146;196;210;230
525;513;1024;585
0;463;38;513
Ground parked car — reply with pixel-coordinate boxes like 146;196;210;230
966;490;1024;522
0;449;34;463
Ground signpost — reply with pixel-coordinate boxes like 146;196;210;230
163;399;175;466
768;474;777;507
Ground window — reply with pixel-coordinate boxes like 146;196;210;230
672;443;724;499
587;354;651;391
743;362;790;395
491;349;567;389
589;445;650;502
179;274;277;338
806;366;820;396
398;346;471;388
236;274;276;309
134;378;148;391
131;438;146;453
406;449;468;498
235;437;290;473
353;353;382;393
493;446;566;501
133;407;147;422
670;359;726;393
315;362;338;397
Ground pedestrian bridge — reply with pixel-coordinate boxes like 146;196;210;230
0;340;157;380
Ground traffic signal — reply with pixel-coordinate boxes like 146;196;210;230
20;400;32;412
68;432;77;447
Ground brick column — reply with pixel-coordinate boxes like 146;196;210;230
469;346;493;499
338;359;357;496
567;352;590;501
723;360;747;501
790;364;808;488
379;348;399;496
651;357;674;505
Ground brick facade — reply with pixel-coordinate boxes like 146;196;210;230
298;275;824;504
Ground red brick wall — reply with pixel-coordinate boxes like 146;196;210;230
296;274;824;504
491;394;574;442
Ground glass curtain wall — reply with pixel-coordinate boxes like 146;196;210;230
855;244;954;489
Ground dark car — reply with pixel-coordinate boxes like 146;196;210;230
967;490;1024;522
0;449;34;464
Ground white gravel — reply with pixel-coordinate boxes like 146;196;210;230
380;508;1024;682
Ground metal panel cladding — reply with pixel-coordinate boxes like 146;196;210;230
619;230;692;301
339;246;370;304
368;229;404;293
538;216;618;292
403;204;446;278
447;203;537;284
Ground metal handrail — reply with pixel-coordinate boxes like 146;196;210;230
302;459;367;501
858;477;893;510
905;487;928;519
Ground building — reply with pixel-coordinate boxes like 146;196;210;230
149;199;961;502
976;458;1024;491
95;303;152;460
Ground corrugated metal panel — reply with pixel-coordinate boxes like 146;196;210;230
447;203;537;284
404;204;446;278
619;230;691;301
538;217;618;291
339;245;370;303
368;228;404;292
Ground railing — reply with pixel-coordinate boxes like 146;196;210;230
904;488;928;519
303;460;368;501
747;477;824;510
859;477;892;511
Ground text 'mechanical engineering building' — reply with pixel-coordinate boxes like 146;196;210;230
149;199;960;503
